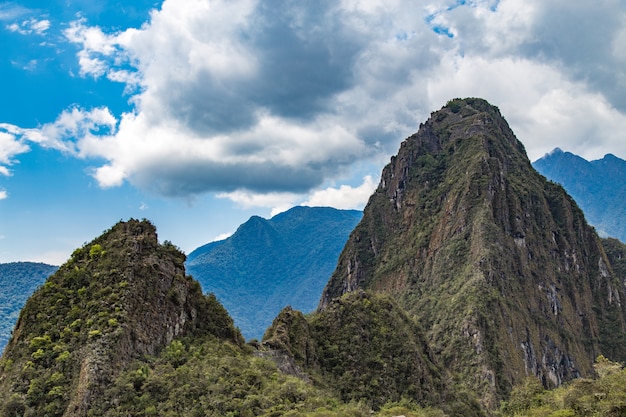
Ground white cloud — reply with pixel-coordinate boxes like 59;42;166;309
303;175;377;210
216;174;378;214
212;232;233;242
33;107;116;153
35;250;69;266
0;3;28;21
4;0;626;201
0;190;7;200
7;17;50;35
64;20;121;78
0;129;30;173
217;189;301;215
426;54;626;161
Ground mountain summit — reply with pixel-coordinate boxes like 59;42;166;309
0;220;241;416
319;98;626;407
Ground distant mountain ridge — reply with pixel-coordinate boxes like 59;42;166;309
0;262;57;351
186;206;362;339
533;148;626;243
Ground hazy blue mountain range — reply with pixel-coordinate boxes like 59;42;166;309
186;206;362;340
0;262;57;351
533;148;626;243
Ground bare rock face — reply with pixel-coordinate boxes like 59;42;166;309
0;219;240;416
319;98;626;408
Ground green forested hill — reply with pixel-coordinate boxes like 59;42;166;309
0;262;57;351
186;206;362;340
0;220;242;415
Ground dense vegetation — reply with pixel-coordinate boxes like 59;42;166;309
0;262;57;351
533;148;626;243
0;220;242;416
499;356;626;417
186;206;362;340
602;238;626;280
309;291;445;410
0;221;469;416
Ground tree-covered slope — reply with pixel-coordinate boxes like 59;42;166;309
320;98;626;408
263;291;464;413
0;219;242;416
0;262;57;352
533;148;626;243
186;206;362;340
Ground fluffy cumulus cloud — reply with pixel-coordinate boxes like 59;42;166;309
1;107;116;155
6;0;626;207
0;128;30;175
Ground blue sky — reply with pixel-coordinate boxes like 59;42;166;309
1;0;625;265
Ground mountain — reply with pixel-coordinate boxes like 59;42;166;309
186;206;362;340
0;262;58;351
319;98;626;408
0;219;454;417
4;100;626;416
0;220;242;416
533;148;626;243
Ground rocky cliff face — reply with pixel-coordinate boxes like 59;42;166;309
0;219;240;416
319;98;626;407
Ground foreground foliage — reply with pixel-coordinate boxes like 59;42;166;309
500;356;626;417
92;334;451;417
101;336;345;417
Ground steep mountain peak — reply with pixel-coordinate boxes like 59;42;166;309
0;219;240;416
319;98;626;407
549;147;564;155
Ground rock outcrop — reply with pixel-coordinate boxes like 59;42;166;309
319;98;626;407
